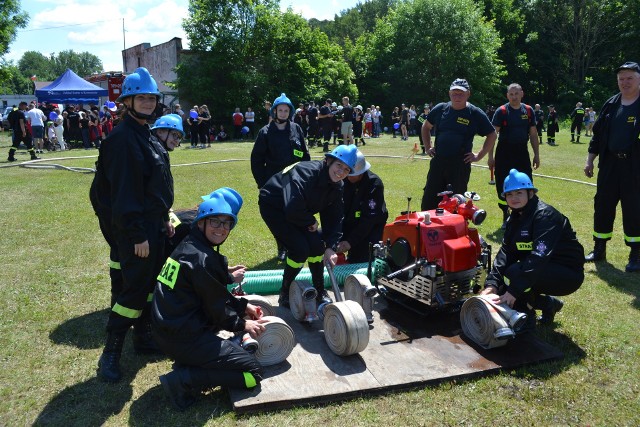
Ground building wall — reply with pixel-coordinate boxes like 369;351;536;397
122;38;183;102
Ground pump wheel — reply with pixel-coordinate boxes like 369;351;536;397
245;295;276;317
323;300;370;356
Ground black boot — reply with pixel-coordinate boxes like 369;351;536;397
278;282;291;308
159;366;198;411
625;247;640;273
308;261;332;305
323;141;329;152
97;330;127;382
585;239;606;262
7;148;16;162
132;319;163;355
536;295;564;324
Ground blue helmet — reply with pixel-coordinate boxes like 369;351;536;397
270;93;295;120
348;149;371;176
116;67;161;101
502;169;538;197
325;144;358;172
151;114;185;137
196;187;243;227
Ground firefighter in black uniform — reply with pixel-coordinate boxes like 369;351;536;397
152;188;266;411
481;169;584;329
90;67;174;383
251;92;310;261
318;99;334;152
570;102;586;143
336;150;388;263
7;102;39;162
534;103;545;139
584;61;640;272
546;105;559;146
258;145;358;308
307;101;319;148
490;83;540;228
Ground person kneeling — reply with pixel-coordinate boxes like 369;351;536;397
152;188;267;411
480;169;585;330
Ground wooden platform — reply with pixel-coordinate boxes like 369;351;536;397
229;295;563;413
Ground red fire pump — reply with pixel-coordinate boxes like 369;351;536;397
373;191;492;314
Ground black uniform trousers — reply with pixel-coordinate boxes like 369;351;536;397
571;119;582;140
308;122;319;146
593;154;640;246
108;218;166;333
346;224;384;264
421;156;471;211
495;144;533;212
502;261;583;311
153;329;263;383
96;213;124;306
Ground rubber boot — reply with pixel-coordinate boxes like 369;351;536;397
625;246;640;273
585;239;606;262
309;261;332;305
535;295;564;324
576;135;580;144
323;141;329;153
7;148;16;162
29;149;40;160
97;330;127;382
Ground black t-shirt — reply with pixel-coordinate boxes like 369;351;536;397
426;102;494;157
607;98;640;152
492;104;534;145
67;111;80;128
319;106;331;126
401;108;409;123
308;106;318;124
341;105;354;124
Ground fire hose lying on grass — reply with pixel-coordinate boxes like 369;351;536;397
460;295;529;349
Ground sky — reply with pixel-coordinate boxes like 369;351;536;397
7;0;361;74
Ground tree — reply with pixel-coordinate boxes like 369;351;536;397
0;0;29;57
177;4;356;122
18;51;55;81
0;60;32;94
354;0;504;108
51;50;103;77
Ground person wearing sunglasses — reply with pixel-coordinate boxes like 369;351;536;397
152;188;266;411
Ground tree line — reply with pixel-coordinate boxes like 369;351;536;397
3;0;639;120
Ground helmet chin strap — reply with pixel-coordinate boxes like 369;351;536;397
275;117;288;124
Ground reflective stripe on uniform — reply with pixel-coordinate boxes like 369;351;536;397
286;257;304;268
168;211;181;227
625;234;640;243
282;162;300;174
498;199;508;206
593;231;613;239
243;372;257;388
307;255;323;264
355;210;361;218
293;149;303;158
112;303;142;319
109;260;121;270
147;293;153;302
516;242;532;251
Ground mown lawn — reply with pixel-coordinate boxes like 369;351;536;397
0;128;638;426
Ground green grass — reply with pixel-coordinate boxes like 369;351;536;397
0;129;638;426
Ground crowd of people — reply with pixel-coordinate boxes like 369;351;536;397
14;60;629;411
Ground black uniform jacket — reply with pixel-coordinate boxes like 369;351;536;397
342;171;388;247
259;160;344;249
152;226;248;340
90;114;174;243
250;121;310;189
485;196;584;298
589;92;640;187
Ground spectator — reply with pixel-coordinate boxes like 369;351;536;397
6;102;39;161
26;102;46;153
198;105;211;148
244;107;255;139
232;107;244;140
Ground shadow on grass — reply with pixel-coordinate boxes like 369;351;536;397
130;385;232;425
49;308;110;349
592;261;640;310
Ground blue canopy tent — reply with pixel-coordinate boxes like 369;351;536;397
35;69;107;104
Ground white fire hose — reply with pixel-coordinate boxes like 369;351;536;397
253;316;296;366
460;295;528;349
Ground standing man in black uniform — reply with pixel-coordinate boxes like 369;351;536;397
7;102;39;161
420;78;497;210
318;99;334;152
546;105;559;146
307;101;319;148
258;145;358;308
534;103;545;139
490;83;540;228
570;102;586;143
90;67;174;382
481;169;584;328
251;92;310;261
584;61;640;272
336;150;388;263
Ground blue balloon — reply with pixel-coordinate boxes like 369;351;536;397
393;123;400;130
383;126;389;132
190;110;198;119
49;112;58;121
241;126;249;134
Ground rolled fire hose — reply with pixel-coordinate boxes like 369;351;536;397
253;316;296;366
460;295;528;349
